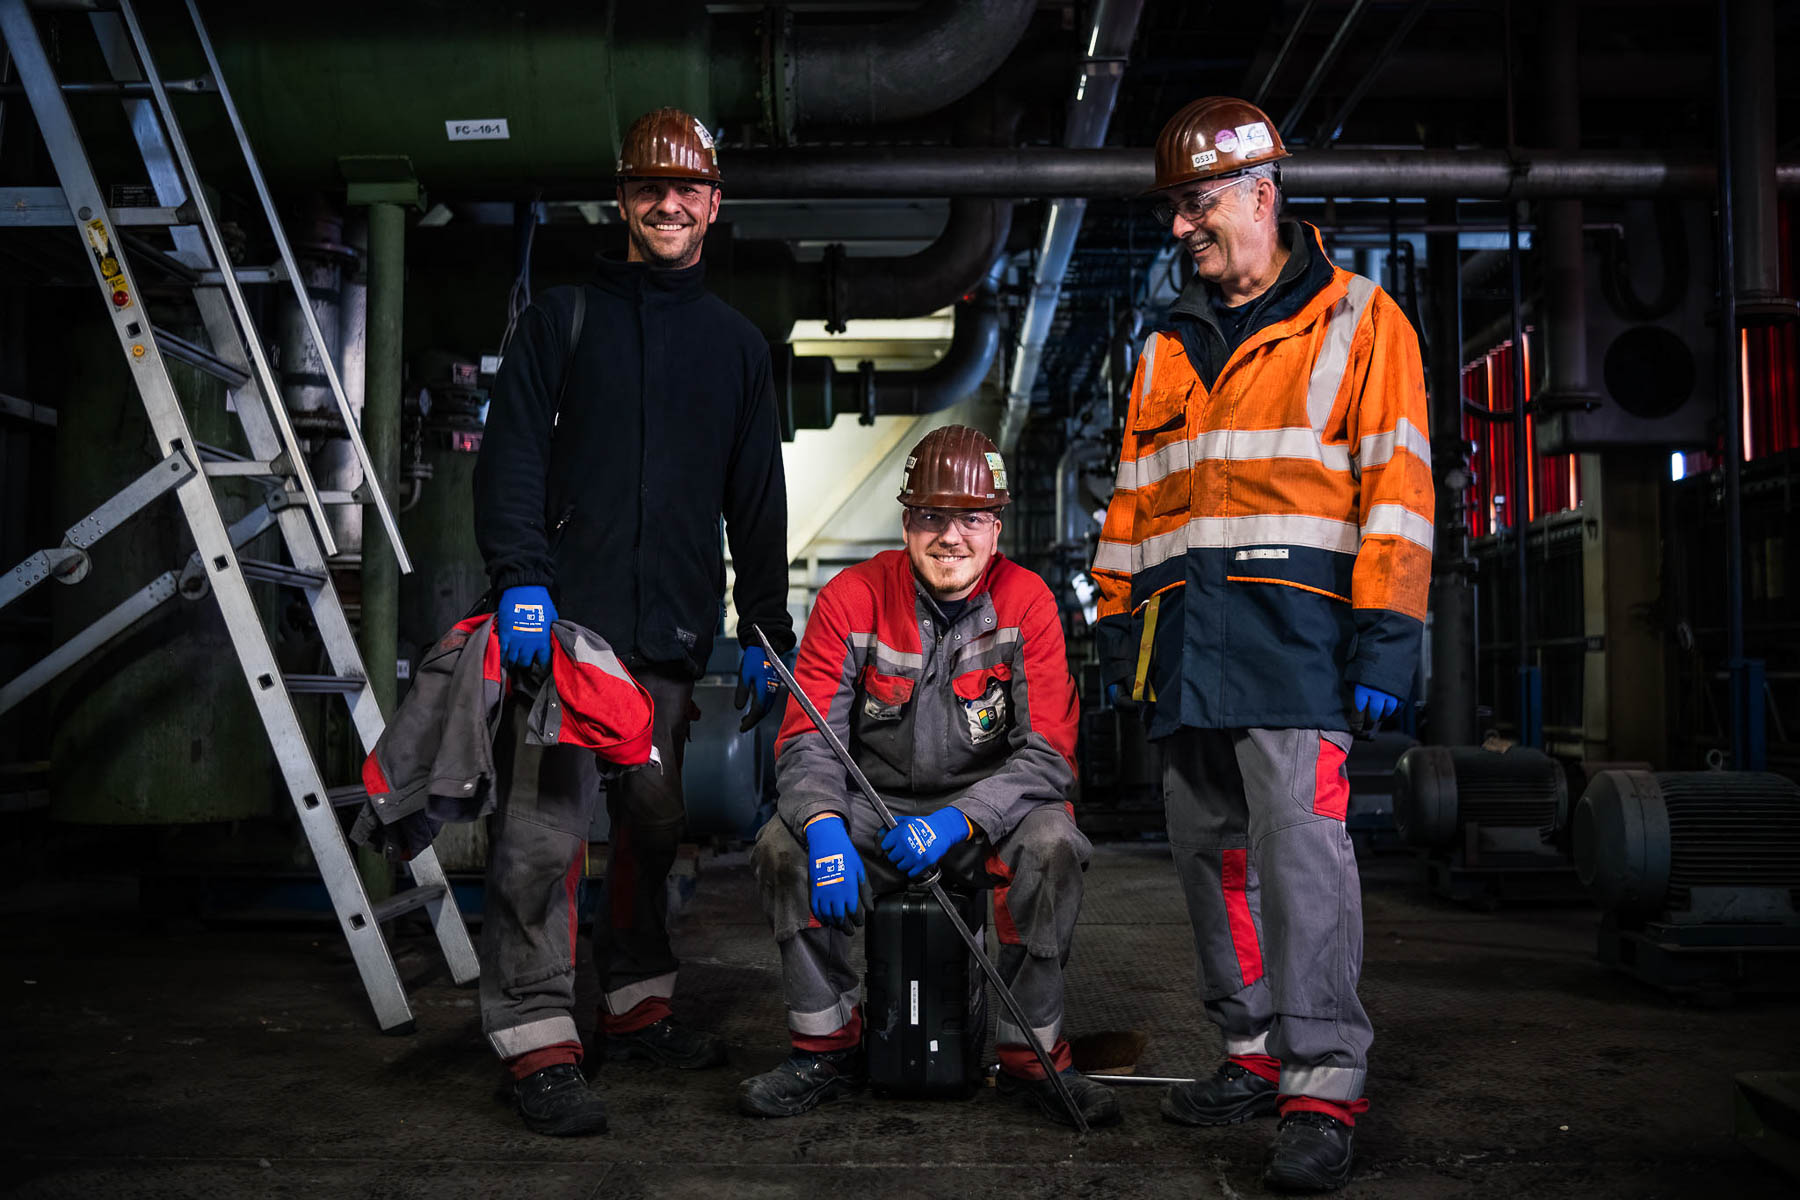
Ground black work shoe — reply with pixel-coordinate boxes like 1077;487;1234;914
1161;1060;1279;1126
738;1047;866;1117
604;1017;729;1069
996;1068;1123;1129
514;1063;609;1137
1263;1110;1355;1193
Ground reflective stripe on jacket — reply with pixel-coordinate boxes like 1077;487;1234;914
775;550;1078;842
1091;223;1433;736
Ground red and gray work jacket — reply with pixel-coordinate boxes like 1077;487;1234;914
351;613;655;861
775;550;1079;841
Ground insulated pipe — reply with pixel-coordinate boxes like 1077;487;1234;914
999;0;1144;454
360;202;403;722
1537;2;1599;410
827;198;1014;327
781;0;1036;135
1055;441;1111;549
723;148;1800;199
1726;0;1793;321
783;299;1000;427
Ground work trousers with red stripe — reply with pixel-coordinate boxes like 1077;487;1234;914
751;799;1091;1078
479;668;694;1071
1162;726;1370;1103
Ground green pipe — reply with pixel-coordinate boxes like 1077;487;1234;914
186;0;727;193
357;200;406;901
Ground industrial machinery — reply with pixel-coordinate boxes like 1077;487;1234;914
1574;769;1800;997
1394;743;1581;904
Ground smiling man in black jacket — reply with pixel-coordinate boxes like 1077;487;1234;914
472;107;794;1136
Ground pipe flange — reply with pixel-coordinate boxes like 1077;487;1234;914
761;5;798;148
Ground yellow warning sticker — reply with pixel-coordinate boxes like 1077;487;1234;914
85;219;110;254
99;255;119;276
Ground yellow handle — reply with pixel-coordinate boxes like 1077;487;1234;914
1132;593;1161;703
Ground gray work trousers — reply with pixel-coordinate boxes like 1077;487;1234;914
479;667;694;1061
1162;726;1370;1102
751;798;1091;1065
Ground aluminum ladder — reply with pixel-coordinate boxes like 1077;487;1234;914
0;0;479;1033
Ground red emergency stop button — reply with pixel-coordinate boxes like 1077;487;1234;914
112;289;130;307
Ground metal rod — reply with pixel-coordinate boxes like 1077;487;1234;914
720;147;1797;200
752;625;1089;1135
1717;0;1747;764
0;77;210;95
1251;0;1318;107
179;0;410;574
1504;3;1533;748
1313;0;1432;147
1278;0;1372;139
110;0;338;556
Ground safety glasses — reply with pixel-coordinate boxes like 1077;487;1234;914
1148;173;1254;227
904;508;1001;535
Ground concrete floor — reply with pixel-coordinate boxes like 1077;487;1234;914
1;842;1793;1199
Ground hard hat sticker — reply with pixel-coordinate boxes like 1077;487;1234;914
1190;149;1218;169
693;119;715;150
984;451;1008;491
1235;122;1273;152
1214;128;1240;154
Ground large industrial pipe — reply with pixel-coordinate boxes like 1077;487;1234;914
1726;0;1793;320
782;299;1000;429
999;0;1144;454
1536;5;1601;414
724;148;1800;199
779;0;1036;135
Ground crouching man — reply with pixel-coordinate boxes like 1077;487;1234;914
738;426;1119;1129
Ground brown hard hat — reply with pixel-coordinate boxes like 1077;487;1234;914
897;425;1011;509
616;107;722;184
1149;96;1290;194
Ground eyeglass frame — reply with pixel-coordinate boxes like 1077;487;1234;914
1148;171;1263;228
902;507;1003;535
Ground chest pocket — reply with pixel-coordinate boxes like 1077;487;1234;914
858;667;915;723
1131;380;1195;519
951;662;1012;747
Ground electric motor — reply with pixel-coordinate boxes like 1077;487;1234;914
1573;770;1800;921
1393;745;1568;850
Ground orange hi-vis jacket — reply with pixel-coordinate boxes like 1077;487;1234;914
1091;223;1433;736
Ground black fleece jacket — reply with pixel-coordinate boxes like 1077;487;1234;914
473;256;794;676
1166;219;1330;387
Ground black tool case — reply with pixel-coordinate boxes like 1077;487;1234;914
863;886;988;1097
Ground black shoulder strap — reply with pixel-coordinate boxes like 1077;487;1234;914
550;285;586;435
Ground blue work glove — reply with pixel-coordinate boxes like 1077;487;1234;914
1352;683;1402;726
496;585;556;672
805;815;865;933
1107;680;1138;715
881;807;971;879
734;647;787;732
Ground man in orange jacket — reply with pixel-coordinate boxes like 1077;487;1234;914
1091;97;1433;1192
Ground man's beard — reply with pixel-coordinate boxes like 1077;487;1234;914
628;219;704;268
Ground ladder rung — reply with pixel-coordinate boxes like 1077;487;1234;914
199;265;287;286
202;460;280;478
239;558;326;589
121;230;201;282
283;673;368;695
115;206;186;227
370;884;447;925
326;785;369;809
152;327;249;389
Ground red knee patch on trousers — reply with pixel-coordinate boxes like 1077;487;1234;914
985;851;1020;945
1220;848;1266;986
1314;736;1349;821
507;1040;582;1080
1230;1052;1281;1083
1279;1094;1370;1126
792;1006;862;1053
601;995;671;1035
996;1037;1073;1080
